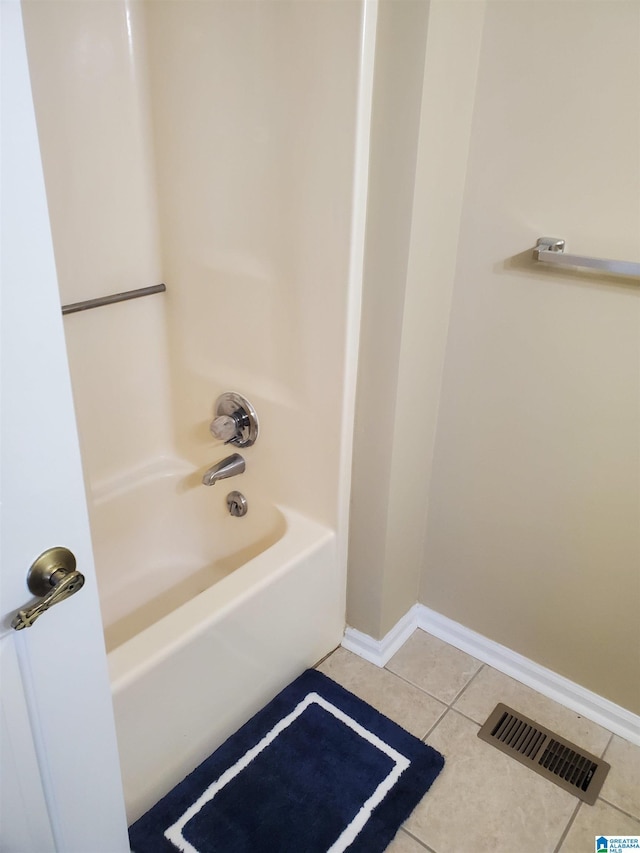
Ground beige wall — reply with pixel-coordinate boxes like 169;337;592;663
419;0;640;714
347;0;431;637
349;0;639;714
385;0;486;636
348;0;485;638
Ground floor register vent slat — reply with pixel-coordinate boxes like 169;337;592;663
477;703;610;804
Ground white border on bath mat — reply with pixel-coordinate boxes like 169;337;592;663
164;691;410;853
343;603;640;747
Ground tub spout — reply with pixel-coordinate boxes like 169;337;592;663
202;453;245;486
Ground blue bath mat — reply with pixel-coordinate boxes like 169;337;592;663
128;669;444;853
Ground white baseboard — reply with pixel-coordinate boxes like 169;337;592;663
343;604;640;746
342;605;422;666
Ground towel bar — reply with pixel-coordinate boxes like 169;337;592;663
533;238;640;279
61;283;166;315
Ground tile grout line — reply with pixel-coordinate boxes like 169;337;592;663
389;653;623;757
379;661;487;742
398;826;438;852
383;662;486;715
593;731;640;823
597;795;640;824
443;706;481;729
448;662;485;708
422;703;482;745
600;731;614;759
552;800;582;853
382;632;627;750
382;667;449;707
422;706;448;743
314;645;342;669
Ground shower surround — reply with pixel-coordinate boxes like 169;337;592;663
22;0;366;820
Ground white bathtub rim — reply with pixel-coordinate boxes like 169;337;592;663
108;505;335;694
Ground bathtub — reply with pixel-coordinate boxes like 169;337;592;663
90;459;344;823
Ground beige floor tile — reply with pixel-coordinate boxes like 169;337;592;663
454;666;611;756
385;828;432;852
405;709;577;853
385;630;481;704
559;799;640;852
599;735;640;819
318;647;446;739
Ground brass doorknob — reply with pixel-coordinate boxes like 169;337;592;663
11;547;85;630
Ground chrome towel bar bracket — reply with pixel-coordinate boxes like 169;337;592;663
533;238;640;280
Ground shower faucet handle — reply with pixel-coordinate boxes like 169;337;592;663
209;392;259;448
210;414;241;442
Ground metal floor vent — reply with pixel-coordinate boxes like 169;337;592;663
477;703;610;804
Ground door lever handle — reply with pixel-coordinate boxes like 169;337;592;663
11;547;85;630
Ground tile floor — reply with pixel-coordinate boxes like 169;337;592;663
317;629;640;853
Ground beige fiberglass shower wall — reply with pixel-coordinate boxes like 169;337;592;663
142;0;361;526
21;0;171;488
349;0;640;716
23;0;360;531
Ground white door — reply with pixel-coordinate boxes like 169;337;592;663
0;3;129;850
